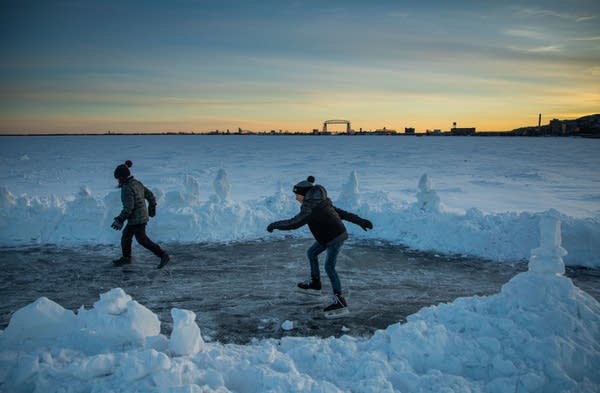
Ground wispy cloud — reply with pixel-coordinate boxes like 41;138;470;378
514;7;595;23
528;45;563;53
516;7;572;19
575;15;596;22
507;45;563;54
504;28;548;40
570;35;600;41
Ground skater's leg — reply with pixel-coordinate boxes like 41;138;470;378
307;241;326;278
323;241;348;318
133;224;166;257
298;242;325;293
133;224;170;268
121;224;136;259
324;241;343;295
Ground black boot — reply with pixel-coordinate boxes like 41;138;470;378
297;276;321;295
113;256;132;266
324;293;349;319
157;253;170;269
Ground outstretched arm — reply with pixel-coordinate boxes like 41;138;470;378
268;207;310;232
335;207;373;231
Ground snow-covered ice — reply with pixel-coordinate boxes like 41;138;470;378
1;135;599;392
0;135;599;266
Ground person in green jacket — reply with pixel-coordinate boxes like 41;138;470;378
111;160;170;269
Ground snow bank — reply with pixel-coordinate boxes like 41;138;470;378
0;288;161;355
1;217;599;392
1;171;599;267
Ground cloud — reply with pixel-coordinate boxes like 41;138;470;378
516;7;572;19
528;45;563;53
513;6;595;23
570;35;600;41
507;45;563;54
504;28;548;40
575;15;596;22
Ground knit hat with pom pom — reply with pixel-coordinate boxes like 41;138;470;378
114;160;133;179
293;176;315;196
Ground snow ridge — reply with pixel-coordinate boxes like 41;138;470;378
1;171;599;267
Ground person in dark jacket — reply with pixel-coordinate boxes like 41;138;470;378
111;160;170;269
267;176;373;317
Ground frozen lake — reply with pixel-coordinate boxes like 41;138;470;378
1;135;600;342
2;239;598;344
2;135;600;267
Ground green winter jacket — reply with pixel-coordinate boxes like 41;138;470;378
116;177;156;225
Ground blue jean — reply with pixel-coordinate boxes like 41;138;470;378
307;241;344;294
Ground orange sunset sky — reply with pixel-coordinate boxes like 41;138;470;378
1;0;599;134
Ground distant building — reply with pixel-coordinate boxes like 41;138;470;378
450;127;476;135
511;114;600;136
549;119;578;135
426;129;443;135
404;127;415;135
373;127;397;135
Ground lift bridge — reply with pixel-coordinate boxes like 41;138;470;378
322;119;351;133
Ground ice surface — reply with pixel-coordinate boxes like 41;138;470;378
0;219;599;392
2;239;544;342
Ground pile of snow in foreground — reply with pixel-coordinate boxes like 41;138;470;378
1;217;599;392
1;171;600;267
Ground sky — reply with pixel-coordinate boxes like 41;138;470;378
1;0;599;134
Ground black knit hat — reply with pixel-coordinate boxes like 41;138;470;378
114;160;133;179
293;176;315;196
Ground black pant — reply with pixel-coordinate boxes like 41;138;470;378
121;223;164;259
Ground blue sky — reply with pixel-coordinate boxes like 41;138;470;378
1;0;599;133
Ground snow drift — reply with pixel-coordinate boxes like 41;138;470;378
1;170;599;267
1;216;598;392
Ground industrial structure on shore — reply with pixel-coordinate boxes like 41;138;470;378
305;119;476;136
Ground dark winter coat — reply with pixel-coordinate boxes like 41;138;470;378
270;185;366;246
116;177;156;225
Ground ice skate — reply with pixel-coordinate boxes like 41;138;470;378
297;276;322;296
324;294;349;319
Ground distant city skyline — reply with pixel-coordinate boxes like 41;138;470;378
1;1;599;134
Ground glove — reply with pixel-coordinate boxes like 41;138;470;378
148;205;156;217
267;223;275;233
111;218;124;231
360;219;373;231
